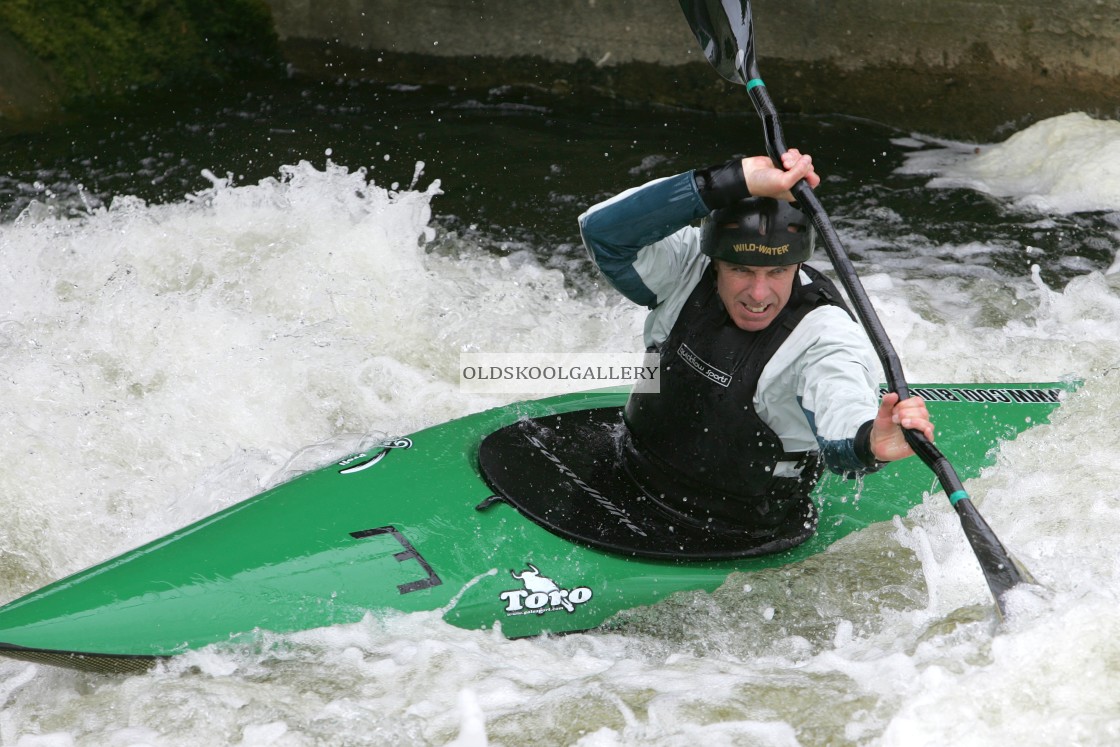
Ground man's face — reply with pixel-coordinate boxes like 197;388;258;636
714;260;798;332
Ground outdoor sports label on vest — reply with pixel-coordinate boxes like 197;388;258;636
677;343;731;387
499;563;593;616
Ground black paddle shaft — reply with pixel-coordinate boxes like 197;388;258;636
678;0;1035;612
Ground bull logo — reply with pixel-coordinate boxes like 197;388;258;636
499;563;593;615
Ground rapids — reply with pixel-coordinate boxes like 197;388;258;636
1;81;1118;745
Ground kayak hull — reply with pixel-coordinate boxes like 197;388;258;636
0;383;1072;672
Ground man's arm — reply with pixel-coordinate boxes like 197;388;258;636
868;393;934;461
814;392;934;475
578;151;821;308
578;172;709;308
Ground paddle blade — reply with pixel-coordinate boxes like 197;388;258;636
954;497;1040;617
679;0;756;84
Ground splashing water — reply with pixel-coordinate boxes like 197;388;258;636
1;111;1119;746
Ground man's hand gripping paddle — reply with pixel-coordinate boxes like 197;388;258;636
678;0;1040;618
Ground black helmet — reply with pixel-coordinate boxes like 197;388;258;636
700;197;815;266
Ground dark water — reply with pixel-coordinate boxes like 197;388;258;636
2;76;1114;287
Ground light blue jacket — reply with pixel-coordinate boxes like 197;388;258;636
579;171;883;475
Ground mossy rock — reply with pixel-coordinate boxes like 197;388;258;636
0;0;281;102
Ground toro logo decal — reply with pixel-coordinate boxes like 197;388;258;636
499;563;593;616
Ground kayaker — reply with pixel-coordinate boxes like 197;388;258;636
578;150;935;551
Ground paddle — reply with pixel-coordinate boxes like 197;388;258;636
678;0;1038;617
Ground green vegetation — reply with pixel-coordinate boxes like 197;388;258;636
0;0;280;100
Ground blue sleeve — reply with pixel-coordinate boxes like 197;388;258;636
578;172;711;308
816;435;877;477
802;407;882;477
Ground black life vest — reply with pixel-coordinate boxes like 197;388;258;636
622;262;851;546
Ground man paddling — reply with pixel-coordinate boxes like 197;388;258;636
578;150;934;551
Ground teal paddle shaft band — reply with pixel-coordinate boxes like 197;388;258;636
746;78;765;90
949;490;969;506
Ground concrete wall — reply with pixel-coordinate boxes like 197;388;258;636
2;1;1115;138
264;0;1120;139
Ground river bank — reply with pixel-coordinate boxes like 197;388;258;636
0;0;280;133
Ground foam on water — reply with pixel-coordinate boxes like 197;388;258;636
0;159;640;593
898;112;1120;216
2;117;1120;745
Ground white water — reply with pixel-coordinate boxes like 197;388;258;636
2;115;1119;746
898;112;1120;216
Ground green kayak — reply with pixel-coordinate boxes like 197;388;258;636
0;382;1072;674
